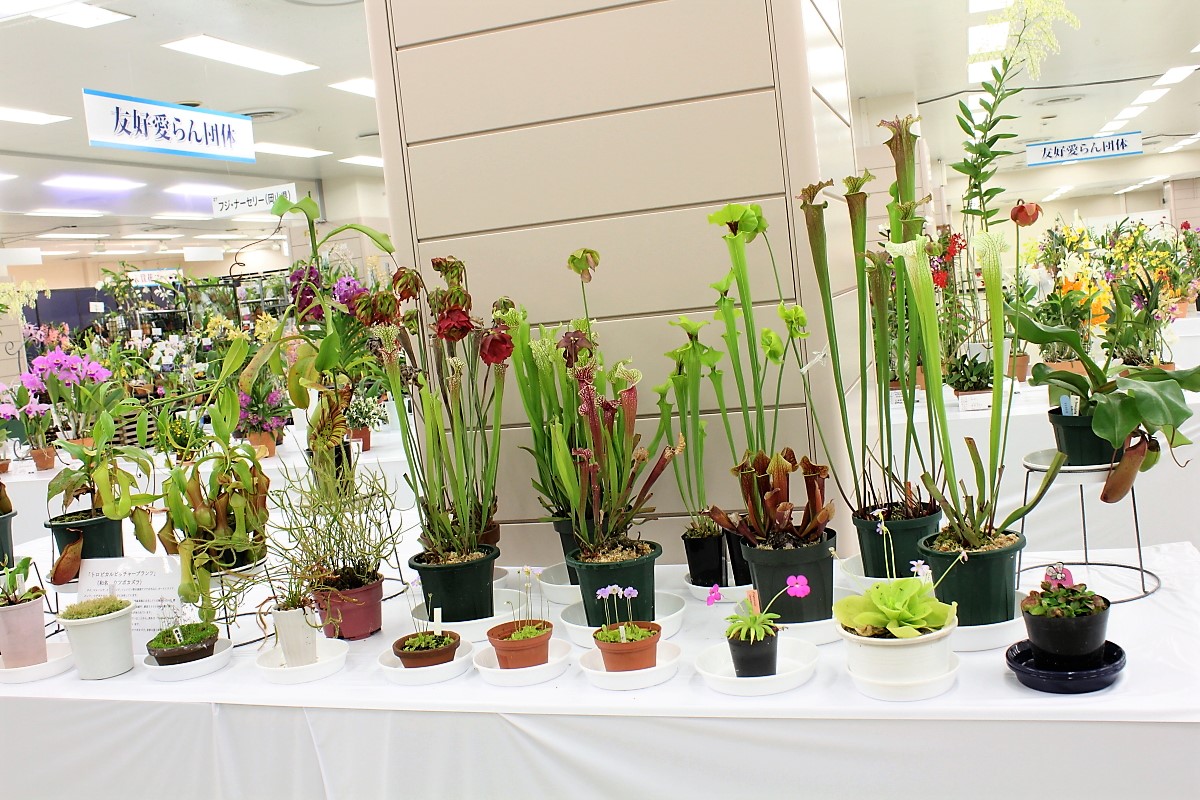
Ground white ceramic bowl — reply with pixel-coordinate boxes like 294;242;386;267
695;638;819;697
0;642;74;683
255;638;349;685
848;653;960;701
537;563;582;605
410;588;526;642
682;574;752;604
473;639;572;687
493;567;510;590
559;592;686;649
378;640;475;686
952;601;1025;652
143;638;234;682
578;641;681;691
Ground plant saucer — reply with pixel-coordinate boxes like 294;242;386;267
682;574;752;604
1006;640;1126;694
143;639;234;682
255;638;349;685
695;639;819;697
473;639;572;687
0;642;74;683
579;641;681;691
378;640;475;686
410;588;525;642
952;601;1025;652
848;653;960;701
776;617;840;646
537;563;582;605
559;592;685;648
493;566;511;590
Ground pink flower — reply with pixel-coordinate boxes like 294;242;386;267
21;402;50;417
785;574;811;598
706;585;723;606
0;403;17;420
19;372;45;393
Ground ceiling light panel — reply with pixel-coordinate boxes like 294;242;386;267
1098;121;1128;133
161;36;318;76
0;106;70;125
25;208;104;217
254;142;332;158
43;175;146;191
121;233;182;240
194;234;254;240
90;249;145;255
0;0;73;21
163;183;236;196
31;2;131;27
1114;106;1146;120
1154;66;1198;86
151;212;212;221
329;78;375;98
37;250;77;256
232;214;283;222
338;155;384;168
37;233;109;239
968;23;1009;55
0;174;15;181
1132;88;1170;105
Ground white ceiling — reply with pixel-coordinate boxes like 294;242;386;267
844;0;1200;200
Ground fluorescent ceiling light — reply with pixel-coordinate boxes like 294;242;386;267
1114;186;1139;195
0;105;70;125
37;250;77;256
25;208;104;217
1114;106;1146;120
0;174;15;181
967;59;1001;84
1181;136;1200;146
163;182;236;196
31;2;131;27
0;1;73;21
43;175;146;191
161;35;318;76
254;142;332;159
194;234;253;240
338;155;384;168
36;233;108;239
968;0;1011;12
121;233;182;240
1141;175;1169;184
1154;66;1198;86
90;249;145;256
1163;145;1183;153
151;212;212;221
1132;88;1170;105
1098;121;1128;133
968;23;1009;55
328;78;375;98
155;249;187;255
232;214;282;223
1194;42;1200;53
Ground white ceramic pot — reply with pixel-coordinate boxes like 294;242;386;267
837;616;957;683
0;599;48;669
272;608;318;667
58;602;136;680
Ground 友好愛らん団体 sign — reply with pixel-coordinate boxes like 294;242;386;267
1026;132;1142;167
82;88;255;163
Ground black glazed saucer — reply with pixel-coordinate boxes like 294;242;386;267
1005;639;1126;694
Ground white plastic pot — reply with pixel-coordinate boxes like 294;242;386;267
272;608;318;667
837;616;957;683
58;602;136;680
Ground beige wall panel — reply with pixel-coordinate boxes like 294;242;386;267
811;97;856;195
391;0;644;47
406;91;786;239
396;0;774;143
808;0;842;43
802;2;849;121
416;197;789;324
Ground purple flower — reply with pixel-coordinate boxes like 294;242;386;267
622;587;638;599
332;276;367;306
21;402;50;417
706;585;723;606
596;587;612;600
266;389;283;406
19;372;45;393
785;575;811;599
0;403;16;420
156;387;166;397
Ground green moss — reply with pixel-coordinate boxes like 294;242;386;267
60;596;131;620
594;623;657;644
401;632;454;652
506;623;550;641
147;622;218;650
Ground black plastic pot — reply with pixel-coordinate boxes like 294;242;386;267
1047;409;1120;466
1023;603;1110;670
917;532;1026;627
0;510;15;567
46;513;124;561
682;532;725;587
724;529;753;586
740;530;836;624
852;506;941;579
566;541;661;627
408;544;500;623
727;633;779;677
303;441;355;485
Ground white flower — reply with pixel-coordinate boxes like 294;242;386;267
909;559;932;580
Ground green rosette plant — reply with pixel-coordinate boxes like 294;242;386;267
834;575;955;639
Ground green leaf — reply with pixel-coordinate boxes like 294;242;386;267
94;411;116;448
316;223;395;255
1119;376;1190;429
314;329;341;373
1092;394;1141;449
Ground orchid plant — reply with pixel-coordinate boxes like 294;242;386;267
0;383;53;451
27;348;123;440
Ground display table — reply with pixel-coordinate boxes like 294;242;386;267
2;543;1197;800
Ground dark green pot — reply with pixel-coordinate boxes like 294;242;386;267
46;514;124;560
0;510;14;568
408;544;500;623
551;519;581;585
740;530;836;624
917;532;1026;627
1047;409;1121;466
852;507;942;579
566;541;661;627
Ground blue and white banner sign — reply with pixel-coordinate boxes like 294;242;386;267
82;89;255;163
1026;132;1142;167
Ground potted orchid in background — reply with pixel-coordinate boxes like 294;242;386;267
344;390;387;452
31;347;122;445
236;377;292;457
2;382;55;470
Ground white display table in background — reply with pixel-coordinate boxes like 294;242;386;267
1;545;1196;800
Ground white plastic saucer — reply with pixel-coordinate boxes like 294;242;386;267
559;592;685;649
695;639;819;697
848;653;960;701
0;642;74;683
537;563;582;605
473;638;572;687
776;617;840;646
143;638;233;682
682;574;752;604
378;640;475;686
952;601;1025;652
410;588;525;642
579;641;681;691
493;567;511;590
255;638;349;685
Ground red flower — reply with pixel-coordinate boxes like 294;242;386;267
479;325;514;365
558;329;595;369
932;269;949;290
392;267;423;302
434;307;474;343
1182;221;1192;231
945;233;965;260
1010;201;1043;227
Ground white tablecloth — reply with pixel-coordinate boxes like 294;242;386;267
2;544;1197;800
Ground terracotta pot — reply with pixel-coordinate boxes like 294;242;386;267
315;577;383;640
30;448;56;471
0;598;48;669
1042;359;1088;376
393;630;461;668
486;620;553;669
1173;304;1189;319
915;365;926;391
1005;352;1030;382
480;520;500;547
66;437;94;448
350;427;372;452
247;431;276;458
0;459;9;474
593;621;661;672
1117;362;1174;378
